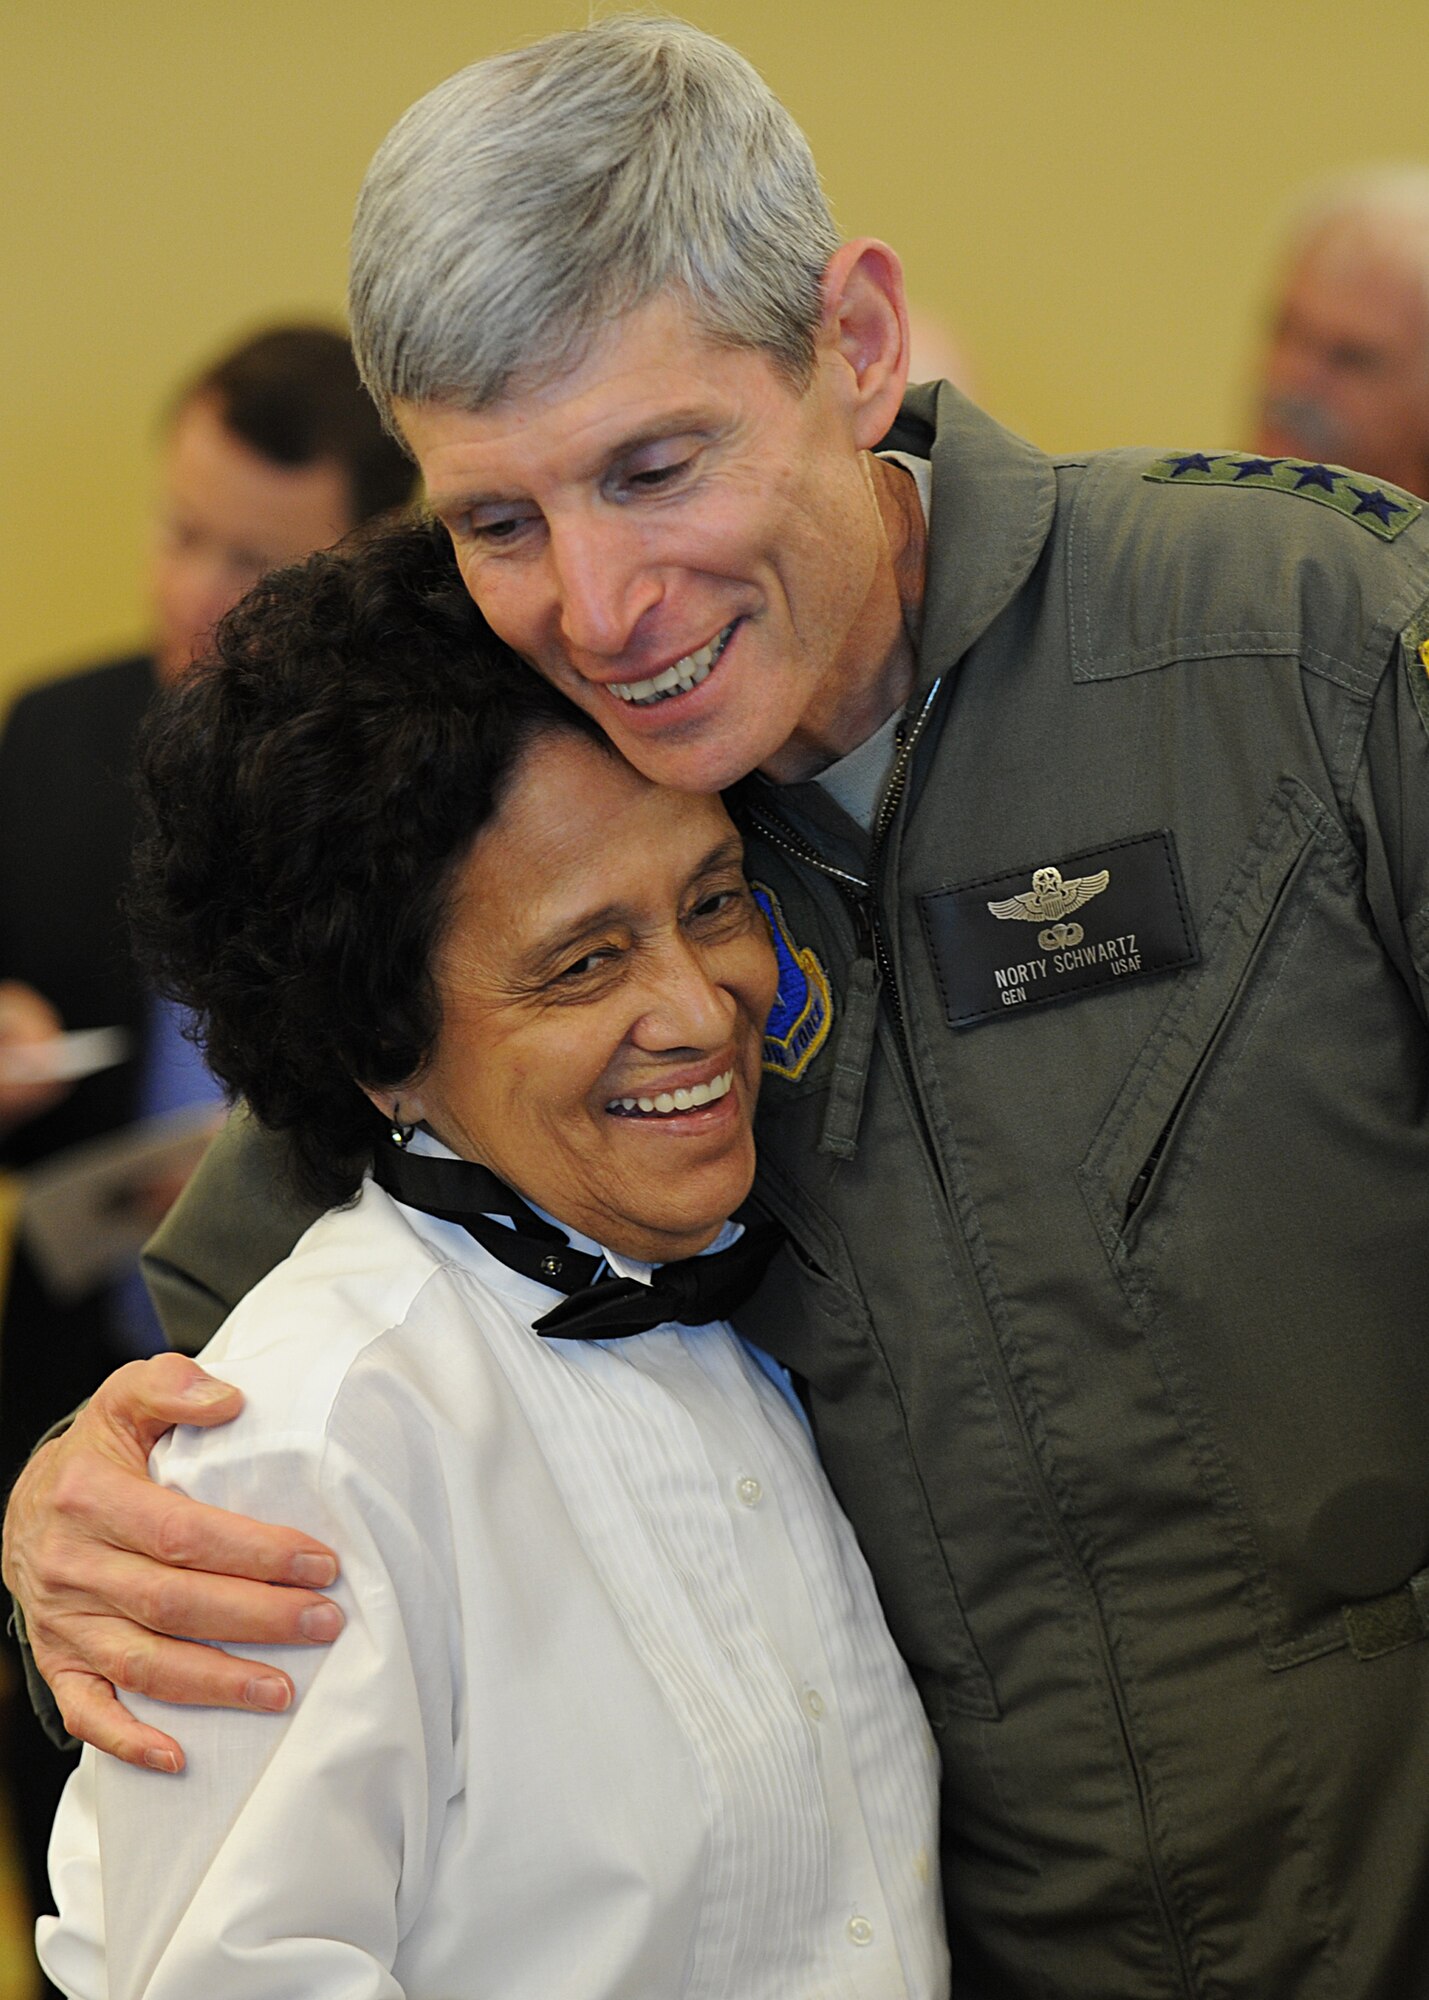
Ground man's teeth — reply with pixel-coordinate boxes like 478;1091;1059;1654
610;1070;733;1117
610;626;733;706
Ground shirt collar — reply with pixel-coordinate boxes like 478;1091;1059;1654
403;1129;742;1290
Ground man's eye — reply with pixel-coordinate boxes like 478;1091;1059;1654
1328;343;1382;376
623;455;694;495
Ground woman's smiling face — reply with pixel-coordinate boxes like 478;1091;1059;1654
393;728;778;1262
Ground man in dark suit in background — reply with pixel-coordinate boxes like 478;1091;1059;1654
0;323;413;1973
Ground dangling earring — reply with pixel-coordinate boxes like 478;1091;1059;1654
388;1102;415;1148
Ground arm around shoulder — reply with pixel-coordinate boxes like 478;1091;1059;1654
39;1419;450;2000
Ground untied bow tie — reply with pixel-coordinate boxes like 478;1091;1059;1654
370;1144;781;1340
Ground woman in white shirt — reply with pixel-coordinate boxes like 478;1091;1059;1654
40;517;948;2000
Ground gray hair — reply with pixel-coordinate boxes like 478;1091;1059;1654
349;15;841;427
1281;165;1429;324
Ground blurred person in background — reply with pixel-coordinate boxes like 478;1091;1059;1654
0;323;413;1984
1254;165;1429;498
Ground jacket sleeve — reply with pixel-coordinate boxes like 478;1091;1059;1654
38;1418;455;2000
1355;597;1429;1022
140;1102;326;1354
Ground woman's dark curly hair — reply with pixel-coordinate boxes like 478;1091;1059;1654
130;514;606;1208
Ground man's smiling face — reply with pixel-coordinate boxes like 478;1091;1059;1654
400;289;907;792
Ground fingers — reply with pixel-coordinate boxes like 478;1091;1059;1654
54;1615;300;1717
0;979;71;1129
2;1356;344;1766
62;1543;343;1649
86;1352;247;1459
46;1449;338;1588
49;1671;188;1775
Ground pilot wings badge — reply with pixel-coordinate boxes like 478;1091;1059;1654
987;864;1110;951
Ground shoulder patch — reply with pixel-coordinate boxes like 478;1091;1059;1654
1144;451;1421;540
752;882;833;1082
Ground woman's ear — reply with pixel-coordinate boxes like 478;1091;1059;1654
816;238;911;450
360;1084;427;1134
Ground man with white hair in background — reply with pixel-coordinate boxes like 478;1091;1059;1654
1255;165;1429;498
10;22;1429;1999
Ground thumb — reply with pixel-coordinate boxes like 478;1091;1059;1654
89;1352;244;1461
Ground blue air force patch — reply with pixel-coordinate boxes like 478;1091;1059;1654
752;883;833;1082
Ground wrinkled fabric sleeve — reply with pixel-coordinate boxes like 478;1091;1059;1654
38;1420;453;2000
1356;596;1429;1022
11;1105;325;1745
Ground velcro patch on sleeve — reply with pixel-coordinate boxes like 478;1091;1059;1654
919;830;1198;1029
1144;451;1421;540
752;882;834;1081
1402;601;1429;740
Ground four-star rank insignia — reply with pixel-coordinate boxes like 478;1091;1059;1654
752;883;833;1082
1144;451;1422;540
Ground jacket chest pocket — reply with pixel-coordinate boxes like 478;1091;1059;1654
1079;777;1429;1665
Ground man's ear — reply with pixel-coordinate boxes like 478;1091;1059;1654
817;238;911;449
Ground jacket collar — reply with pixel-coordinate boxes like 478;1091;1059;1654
885;380;1059;699
735;385;1059;845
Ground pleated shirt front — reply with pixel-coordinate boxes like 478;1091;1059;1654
43;1177;948;2000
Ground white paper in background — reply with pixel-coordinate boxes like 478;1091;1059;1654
0;1025;130;1086
19;1103;226;1301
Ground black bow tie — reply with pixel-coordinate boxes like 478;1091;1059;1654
370;1144;781;1341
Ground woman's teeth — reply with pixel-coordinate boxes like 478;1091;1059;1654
609;1070;733;1117
610;626;733;706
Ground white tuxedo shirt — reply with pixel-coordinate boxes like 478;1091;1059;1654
41;1171;948;2000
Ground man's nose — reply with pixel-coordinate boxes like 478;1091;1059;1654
549;513;663;658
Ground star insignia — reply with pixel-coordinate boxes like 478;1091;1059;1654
1144;451;1420;535
1351;485;1407;525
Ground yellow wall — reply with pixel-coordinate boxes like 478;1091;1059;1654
5;0;1426;705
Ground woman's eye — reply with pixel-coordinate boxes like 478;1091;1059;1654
553;949;613;985
689;886;749;925
471;516;528;545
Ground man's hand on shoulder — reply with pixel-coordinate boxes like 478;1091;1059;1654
2;1352;343;1772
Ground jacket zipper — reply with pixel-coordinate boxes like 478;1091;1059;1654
747;680;1198;1991
747;678;945;1091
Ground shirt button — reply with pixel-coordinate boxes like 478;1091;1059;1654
847;1916;874;1947
802;1687;826;1721
736;1476;763;1507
